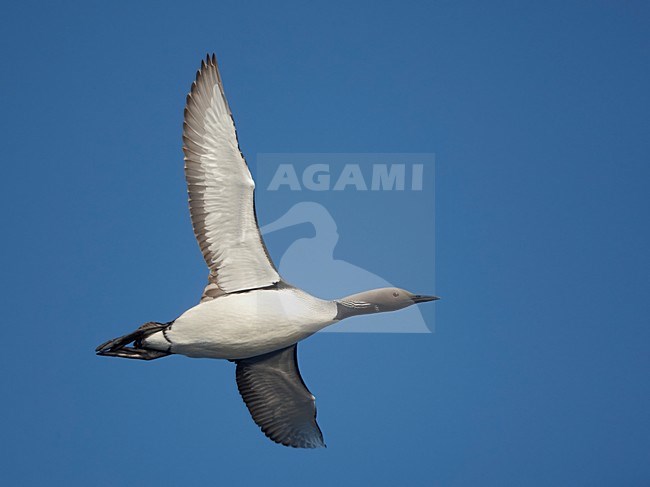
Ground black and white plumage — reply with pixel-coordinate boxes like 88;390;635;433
96;54;438;448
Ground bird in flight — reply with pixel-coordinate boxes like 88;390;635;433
96;54;439;448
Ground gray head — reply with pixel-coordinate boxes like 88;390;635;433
336;287;439;320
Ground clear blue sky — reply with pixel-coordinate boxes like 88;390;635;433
1;1;649;485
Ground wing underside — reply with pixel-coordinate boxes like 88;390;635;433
183;55;280;296
235;345;325;448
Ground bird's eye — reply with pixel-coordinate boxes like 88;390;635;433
393;292;399;297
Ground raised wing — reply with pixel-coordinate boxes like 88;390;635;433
183;54;280;295
235;345;326;448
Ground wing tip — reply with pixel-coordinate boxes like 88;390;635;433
206;52;217;66
262;428;326;449
188;53;225;103
201;52;219;71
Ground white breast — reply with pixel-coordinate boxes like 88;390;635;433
157;287;337;360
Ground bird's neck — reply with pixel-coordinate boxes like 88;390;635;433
334;291;382;320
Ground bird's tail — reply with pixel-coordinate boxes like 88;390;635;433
95;321;171;361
